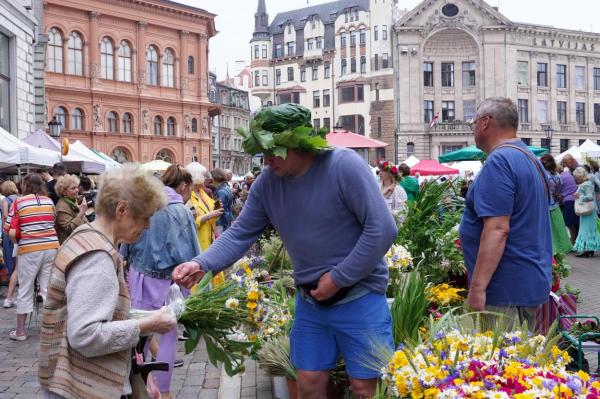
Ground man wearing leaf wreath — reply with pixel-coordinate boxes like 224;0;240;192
173;103;397;398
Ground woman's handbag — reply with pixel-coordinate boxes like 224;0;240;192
7;200;21;241
574;199;594;216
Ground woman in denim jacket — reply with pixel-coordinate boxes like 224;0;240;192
121;164;200;399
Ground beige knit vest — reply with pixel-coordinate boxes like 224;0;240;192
39;225;131;399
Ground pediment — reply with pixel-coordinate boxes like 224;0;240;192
397;0;512;31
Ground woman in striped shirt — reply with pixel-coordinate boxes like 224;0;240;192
5;173;59;341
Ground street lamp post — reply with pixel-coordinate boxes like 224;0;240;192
48;116;63;160
545;126;554;154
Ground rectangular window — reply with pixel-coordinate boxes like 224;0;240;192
557;101;567;124
254;71;260;86
323;89;330;107
278;92;300;104
359;29;366;45
350;57;356;73
313;118;321;131
254;45;259;59
521;138;531;146
341;59;347;75
275;44;283;58
462;61;476;87
312;65;318;80
556;64;567;89
340;33;346;48
262;44;268;58
0;33;9;131
517;61;529;85
463;100;476;121
374;26;378;41
377;116;382;137
424;100;434;123
518;99;529;123
560;139;570;154
575;66;586;90
375;83;380;101
261;71;268;86
287;66;294;81
300;66;306;82
287;42;295;56
313;90;320;108
307;38;313;50
350;32;356;47
541;138;551;149
340;114;365;135
537;63;548;86
339;85;363;103
382;53;389;69
537;100;548;123
441;62;454;87
275;69;281;85
316;37;322;49
360;56;366;73
323;117;331;130
374;54;379;71
442;101;455;122
324;62;330;78
382;25;388;40
594;68;600;90
595;103;600;124
576;102;586;124
423;62;433;86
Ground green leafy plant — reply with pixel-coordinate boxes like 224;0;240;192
390;271;430;346
256;335;297;380
236;103;329;158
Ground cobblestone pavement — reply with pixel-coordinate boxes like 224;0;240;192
0;252;595;398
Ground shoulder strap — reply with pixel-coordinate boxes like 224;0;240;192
495;144;550;201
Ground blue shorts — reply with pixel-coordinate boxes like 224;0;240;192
290;291;394;379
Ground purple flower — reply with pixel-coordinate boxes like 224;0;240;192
484;379;496;390
566;376;582;394
542;379;556;391
498;349;508;358
440;351;448;360
436;331;445;340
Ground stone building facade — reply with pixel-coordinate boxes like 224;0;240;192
44;0;220;165
210;76;252;175
250;0;398;162
394;0;600;160
0;0;46;138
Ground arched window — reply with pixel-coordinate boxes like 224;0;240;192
48;28;63;73
187;56;194;74
155;148;174;163
117;41;132;82
71;108;84;130
111;147;130;163
153;116;163;135
191;118;198;133
406;142;415;157
122;112;133;133
54;106;67;129
107;111;118;132
67;32;83;76
166;117;176;136
162;49;175;87
100;37;114;80
146;46;158;85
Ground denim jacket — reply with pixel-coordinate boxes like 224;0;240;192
121;187;201;279
214;183;233;230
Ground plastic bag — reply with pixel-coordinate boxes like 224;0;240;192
129;284;185;322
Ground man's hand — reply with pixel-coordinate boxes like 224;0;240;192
172;261;204;289
310;272;340;301
466;288;486;311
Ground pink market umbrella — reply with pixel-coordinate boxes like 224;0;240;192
326;129;387;149
410;160;459;176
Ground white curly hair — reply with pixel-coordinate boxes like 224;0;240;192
185;162;208;185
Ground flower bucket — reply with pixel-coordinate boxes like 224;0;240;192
273;376;290;399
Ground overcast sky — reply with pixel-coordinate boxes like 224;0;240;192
177;0;600;80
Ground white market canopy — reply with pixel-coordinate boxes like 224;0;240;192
23;130;106;174
0;127;61;171
71;140;121;170
402;155;420;167
142;159;171;172
556;140;600;162
451;160;483;175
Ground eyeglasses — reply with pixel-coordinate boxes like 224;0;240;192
467;115;492;129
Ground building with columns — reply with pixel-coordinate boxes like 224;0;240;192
394;0;600;160
44;0;220;165
250;0;399;162
0;0;46;138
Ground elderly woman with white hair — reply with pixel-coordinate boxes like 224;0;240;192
573;166;600;257
55;174;88;244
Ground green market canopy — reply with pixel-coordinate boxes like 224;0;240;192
438;144;548;163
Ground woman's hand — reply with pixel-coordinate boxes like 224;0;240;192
208;209;224;219
78;200;88;214
574;192;580;199
138;307;177;335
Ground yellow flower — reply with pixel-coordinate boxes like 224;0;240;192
514;394;534;399
246;301;257;310
423;388;440;398
247;290;259;301
578;370;590;382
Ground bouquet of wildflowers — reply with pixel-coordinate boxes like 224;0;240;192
386;244;414;298
379;325;600;398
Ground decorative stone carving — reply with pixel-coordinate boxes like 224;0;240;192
137;71;146;93
90;63;99;85
202;116;209;136
142;109;149;134
93;104;102;130
184;113;191;136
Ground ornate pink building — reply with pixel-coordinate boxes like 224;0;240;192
44;0;220;164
